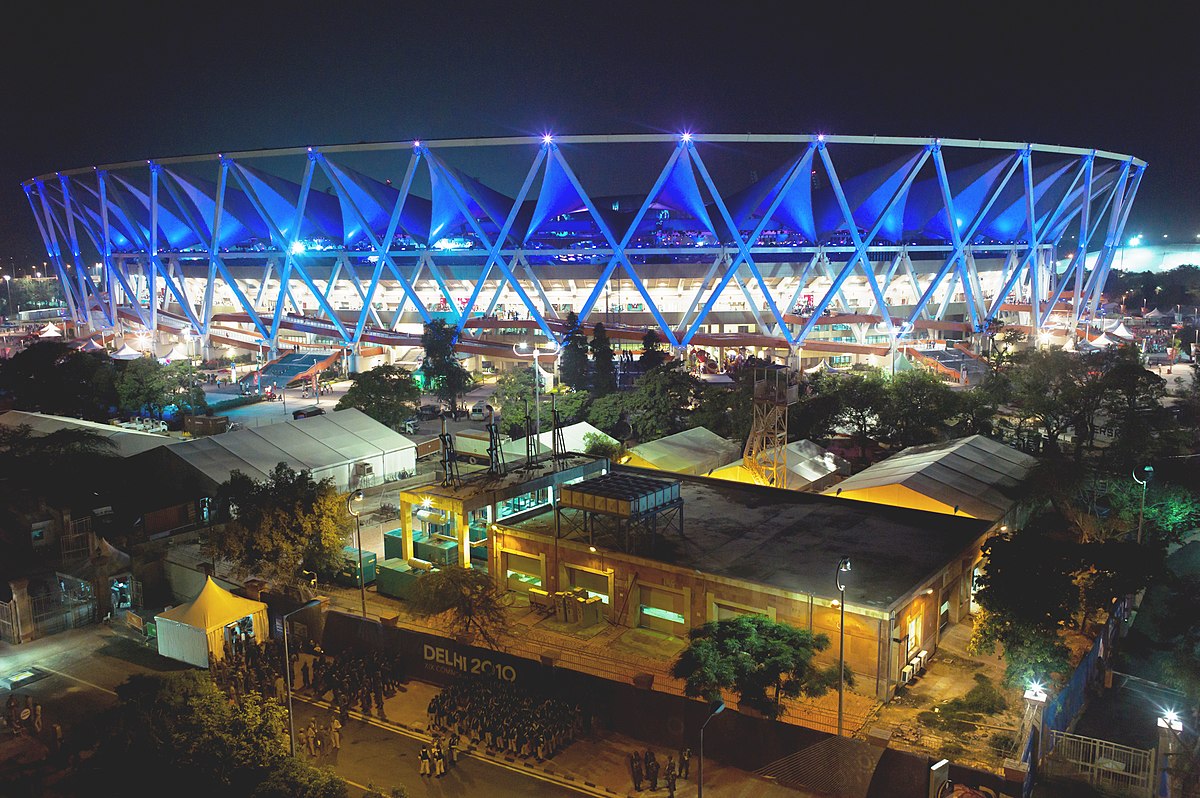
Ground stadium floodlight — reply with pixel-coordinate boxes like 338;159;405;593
680;132;692;143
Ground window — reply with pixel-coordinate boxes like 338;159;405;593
906;613;923;658
504;551;543;591
639;585;686;630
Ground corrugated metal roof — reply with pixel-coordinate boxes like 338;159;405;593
0;410;173;458
825;435;1037;520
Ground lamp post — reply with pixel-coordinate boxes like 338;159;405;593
697;699;725;798
1133;465;1153;544
282;598;321;756
3;274;11;318
513;340;560;459
348;489;366;616
836;557;852;736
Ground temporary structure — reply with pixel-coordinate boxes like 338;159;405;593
155;576;268;668
159;344;190;363
110;344;143;360
78;338;105;352
1088;333;1118;348
38;323;62;338
624;427;742;476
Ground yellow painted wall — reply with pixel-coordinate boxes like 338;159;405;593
830;484;979;518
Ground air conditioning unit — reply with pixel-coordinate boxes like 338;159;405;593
916;650;929;670
900;664;914;684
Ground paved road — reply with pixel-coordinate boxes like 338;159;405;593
0;626;589;797
290;700;585;797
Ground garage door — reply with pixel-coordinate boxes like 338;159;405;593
504;552;542;593
566;567;610;603
638;585;686;634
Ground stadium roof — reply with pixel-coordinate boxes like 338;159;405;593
0;410;173;458
823;435;1038;521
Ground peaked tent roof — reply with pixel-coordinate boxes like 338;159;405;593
823;434;1037;521
628;426;743;476
156;576;266;632
111;344;142;360
0;409;171;457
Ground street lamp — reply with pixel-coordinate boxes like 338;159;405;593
697;698;725;798
836;557;852;736
1133;465;1153;544
282;598;322;756
512;339;560;460
347;489;366;617
3;274;11;318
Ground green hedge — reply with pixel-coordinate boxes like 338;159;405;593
208;395;266;413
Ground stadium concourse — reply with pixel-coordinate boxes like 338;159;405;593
23;133;1143;376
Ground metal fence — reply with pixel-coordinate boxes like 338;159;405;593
1043;730;1155;798
1042;596;1129;757
0;599;17;644
30;589;96;637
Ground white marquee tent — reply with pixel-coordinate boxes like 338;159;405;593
110;344;142;360
155;576;268;668
154;407;416;492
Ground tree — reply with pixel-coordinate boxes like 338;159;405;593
640;328;668;371
1100;345;1169;469
0;340;119;420
420;320;474;415
559;311;591;391
409;565;512;648
833;371;889;461
251;757;350;798
88;670;342;798
691;380;753;443
582;430;625;460
590;323;617;394
671;615;847;719
1006;348;1085;453
334;364;420;428
206;463;352;586
588;362;701;440
879;370;958;448
493;365;544;420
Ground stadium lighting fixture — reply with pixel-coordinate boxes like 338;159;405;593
412;140;421;149
1023;681;1048;702
542;133;554;145
817;133;825;142
680;132;692;143
290;241;306;255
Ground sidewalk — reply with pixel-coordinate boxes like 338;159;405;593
291;651;815;797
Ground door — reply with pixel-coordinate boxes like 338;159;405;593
566;567;610;604
504;552;543;593
638;585;686;634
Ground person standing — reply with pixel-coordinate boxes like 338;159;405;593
647;755;660;791
679;746;691;779
306;720;318;757
448;731;460;766
330;716;342;751
666;766;677;798
418;746;431;777
301;660;310;690
433;745;446;777
630;751;644;791
297;726;309;758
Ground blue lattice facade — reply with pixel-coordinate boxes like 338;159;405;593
22;134;1144;358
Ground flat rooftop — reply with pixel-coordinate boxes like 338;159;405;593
403;455;603;509
509;466;991;613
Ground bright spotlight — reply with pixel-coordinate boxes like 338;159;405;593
680;132;692;143
542;134;554;145
290;241;306;255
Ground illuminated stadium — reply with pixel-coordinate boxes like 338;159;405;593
22;134;1145;370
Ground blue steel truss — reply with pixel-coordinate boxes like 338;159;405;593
22;134;1144;353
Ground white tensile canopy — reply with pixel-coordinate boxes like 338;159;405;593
155;576;268;668
1088;334;1118;348
1109;323;1136;340
110;344;143;360
79;338;105;352
38;323;62;338
159;344;190;363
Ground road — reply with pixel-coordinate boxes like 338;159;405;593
0;625;589;797
290;700;583;797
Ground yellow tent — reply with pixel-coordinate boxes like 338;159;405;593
155;576;268;667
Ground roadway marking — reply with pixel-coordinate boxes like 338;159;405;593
38;666;118;696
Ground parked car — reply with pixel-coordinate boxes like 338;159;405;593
469;401;487;421
401;416;420;435
417;404;442;420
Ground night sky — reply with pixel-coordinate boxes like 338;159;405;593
4;1;1197;270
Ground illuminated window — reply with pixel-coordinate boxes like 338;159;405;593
906;614;923;658
640;605;685;624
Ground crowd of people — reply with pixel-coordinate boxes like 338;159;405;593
208;633;288;703
426;676;585;763
304;645;408;723
628;746;691;795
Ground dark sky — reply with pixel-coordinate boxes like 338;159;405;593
4;1;1197;270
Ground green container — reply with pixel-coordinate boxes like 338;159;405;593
377;558;418;600
384;529;406;560
337;546;377;587
414;537;458;566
